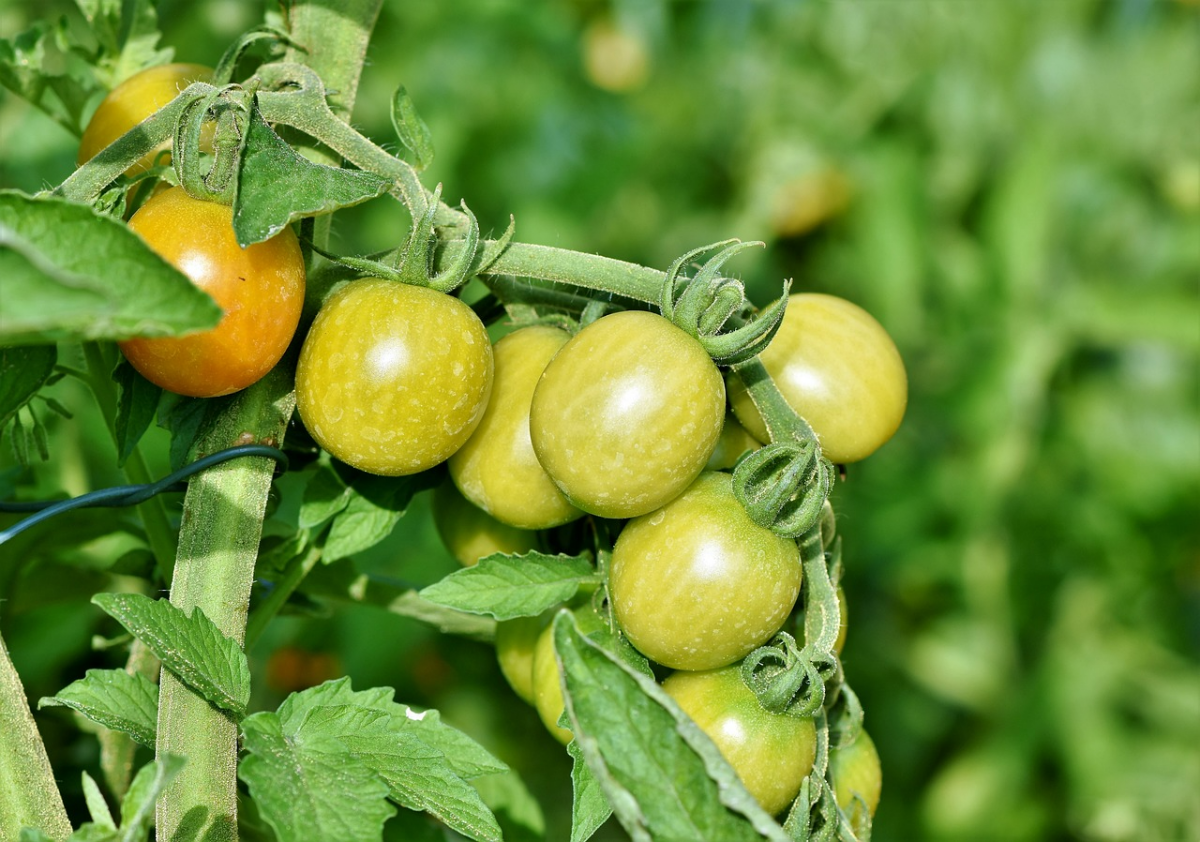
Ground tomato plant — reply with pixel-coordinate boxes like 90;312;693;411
1;4;903;840
119;186;305;397
663;665;817;816
449;325;582;529
295;278;494;476
529;310;726;519
728;293;907;464
609;471;802;671
77;63;212;176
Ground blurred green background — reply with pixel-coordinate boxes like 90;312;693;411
2;1;1198;840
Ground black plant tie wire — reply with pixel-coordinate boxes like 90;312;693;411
0;445;289;545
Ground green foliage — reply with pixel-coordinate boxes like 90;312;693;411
233;106;390;247
1;1;1196;841
420;552;597;620
0;192;222;346
240;678;506;842
39;669;159;747
92;593;250;717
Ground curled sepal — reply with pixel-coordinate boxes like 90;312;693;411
740;632;835;719
398;184;481;293
212;27;297;85
391;86;434;171
174;85;249;205
826;683;864;752
704;279;790;365
784;775;846;842
732;440;833;538
659;240;790;364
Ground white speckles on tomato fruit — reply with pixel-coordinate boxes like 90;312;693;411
295;279;494;476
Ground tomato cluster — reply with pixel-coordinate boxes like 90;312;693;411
415;295;901;824
80;63;900;828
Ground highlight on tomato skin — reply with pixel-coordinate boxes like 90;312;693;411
529;309;726;520
77;63;214;176
663;664;818;817
608;471;802;672
118;186;306;398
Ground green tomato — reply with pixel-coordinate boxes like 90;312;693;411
530;310;725;519
296;279;493;476
728;293;906;464
449;325;583;529
495;614;548;704
663;665;817;816
609;472;801;671
431;481;537;567
78;63;212;176
531;619;575;745
829;729;882;829
705;411;762;471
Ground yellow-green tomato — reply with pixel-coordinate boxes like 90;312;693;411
449;326;582;529
529;310;725;519
78;63;213;175
728;293;906;464
829;729;882;828
431;482;537;567
705;411;762;471
663;665;817;816
296;280;493;476
610;472;801;671
495;614;548;704
531;620;574;745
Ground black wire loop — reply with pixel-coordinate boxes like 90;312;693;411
0;445;289;544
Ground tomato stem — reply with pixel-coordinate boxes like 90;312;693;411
0;630;72;841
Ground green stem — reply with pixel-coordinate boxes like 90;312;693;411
98;639;160;801
154;3;382;836
0;630;72;842
729;357;818;445
244;544;322;649
155;367;295;842
80;343;177;571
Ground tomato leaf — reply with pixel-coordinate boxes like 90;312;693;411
92;593;250;718
239;708;396;842
298;460;353;529
77;0;173;88
0;345;56;430
420;552;596;620
391;86;435;171
569;740;613;842
0;20;105;135
233;106;391;247
113;358;162;469
241;679;508;842
118;755;186;841
38;669;159;748
0;192;222;347
323;469;438;563
554;611;791;842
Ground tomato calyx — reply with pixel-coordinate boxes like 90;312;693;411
740;630;836;719
659;239;790;365
173;83;251;204
732;437;833;538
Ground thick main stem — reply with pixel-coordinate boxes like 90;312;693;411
0;630;71;842
154;1;382;837
155;369;295;842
